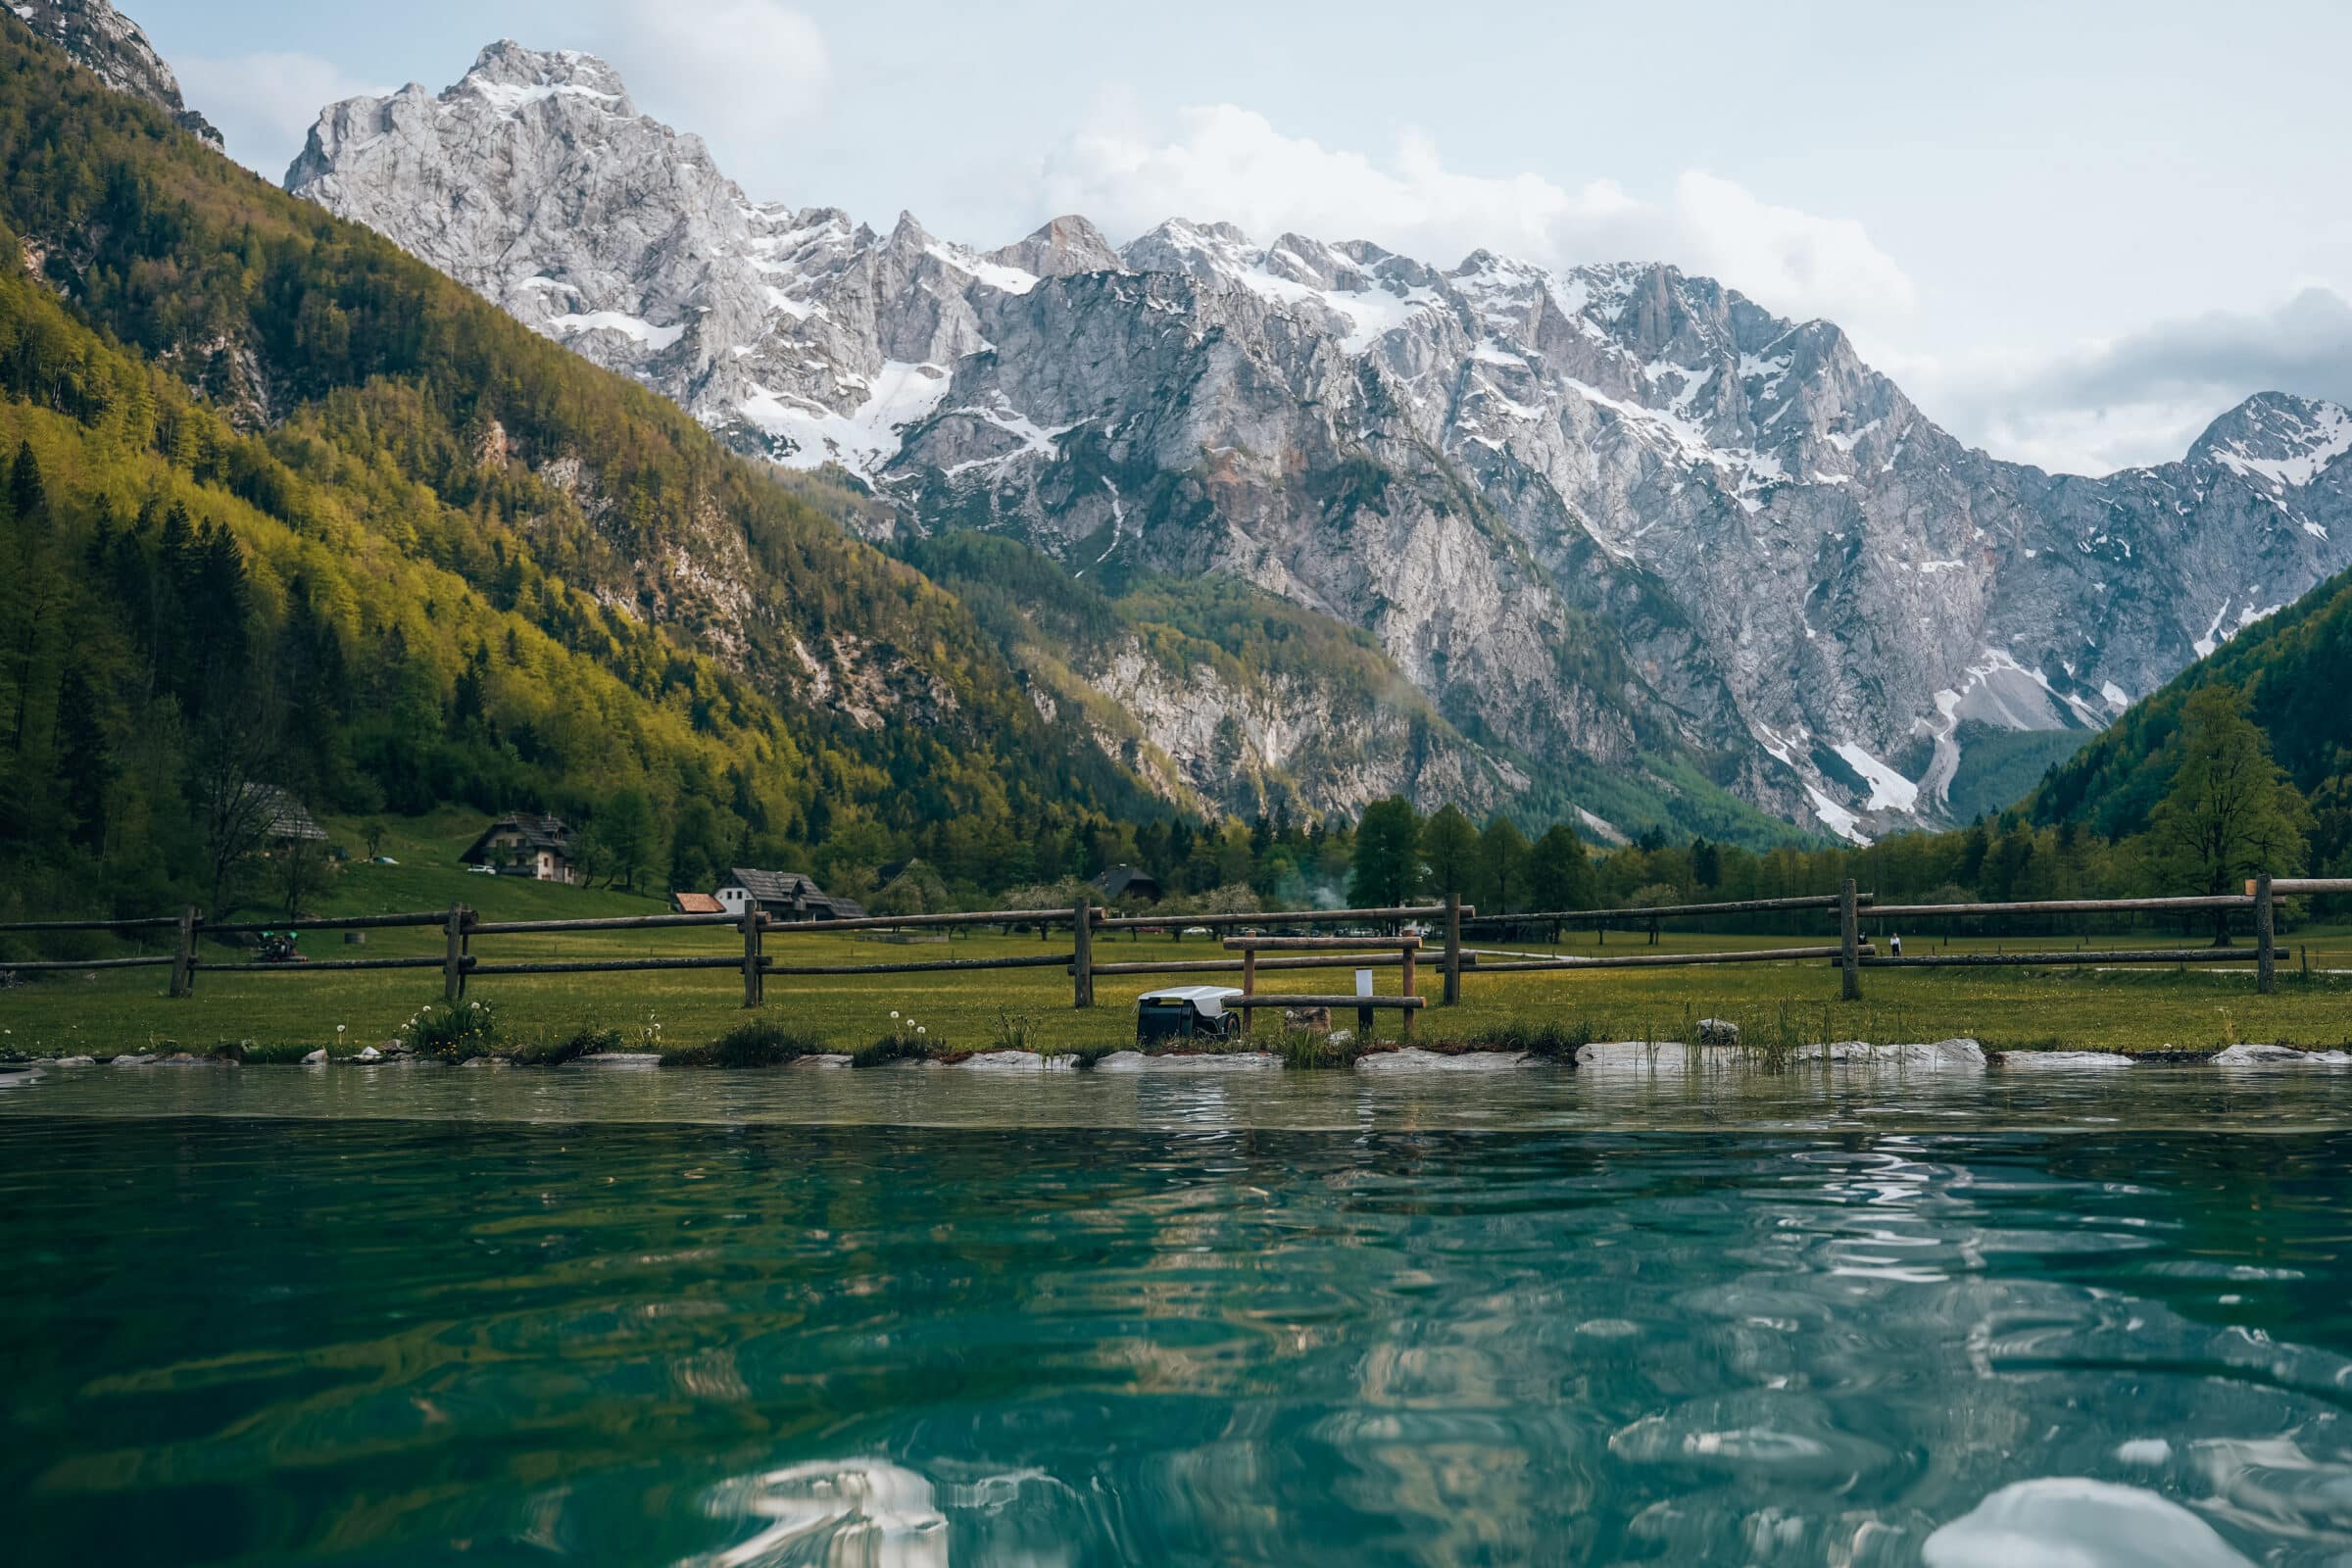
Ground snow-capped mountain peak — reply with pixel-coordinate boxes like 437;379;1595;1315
282;42;2352;840
2191;392;2352;491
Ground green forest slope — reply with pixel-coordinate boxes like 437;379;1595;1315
2027;564;2352;870
0;18;1171;916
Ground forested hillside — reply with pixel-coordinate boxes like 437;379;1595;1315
2028;564;2352;874
0;19;1157;917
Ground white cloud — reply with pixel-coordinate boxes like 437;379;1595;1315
175;52;390;180
606;0;827;189
1039;102;1915;333
1906;287;2352;474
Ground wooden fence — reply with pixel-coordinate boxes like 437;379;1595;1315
3;877;2342;1014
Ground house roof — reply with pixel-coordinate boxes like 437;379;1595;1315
248;784;326;842
721;867;825;904
1094;864;1162;900
804;894;866;921
670;892;725;914
462;811;573;863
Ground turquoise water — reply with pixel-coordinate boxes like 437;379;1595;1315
5;1063;2352;1564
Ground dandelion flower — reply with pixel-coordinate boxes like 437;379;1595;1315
890;1010;900;1020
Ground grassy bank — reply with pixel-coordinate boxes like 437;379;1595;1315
8;812;2349;1060
7;919;2349;1061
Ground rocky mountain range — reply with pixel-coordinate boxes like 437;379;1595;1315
270;42;2352;840
10;0;218;144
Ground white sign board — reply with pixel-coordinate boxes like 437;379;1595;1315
1355;968;1374;998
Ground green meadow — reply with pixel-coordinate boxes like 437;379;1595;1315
7;811;2348;1061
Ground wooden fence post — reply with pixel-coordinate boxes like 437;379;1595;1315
1838;879;1861;1002
170;905;198;998
1072;901;1094;1008
1241;948;1256;1037
741;906;764;1008
2255;872;2276;996
1400;941;1417;1041
443;904;468;1004
1443;893;1462;1005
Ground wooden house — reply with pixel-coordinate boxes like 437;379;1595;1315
461;811;578;883
1093;864;1163;904
713;867;865;923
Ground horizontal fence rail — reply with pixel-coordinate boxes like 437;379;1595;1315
1231;995;1426;1009
1868;895;2254;918
1093;905;1459;932
1862;948;2268;968
0;875;2315;1029
1468;944;1865;972
1464;892;1867;925
1087;954;1410;976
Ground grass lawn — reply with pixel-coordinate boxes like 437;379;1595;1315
7;911;2349;1061
7;810;2350;1059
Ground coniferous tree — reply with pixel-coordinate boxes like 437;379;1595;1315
1348;797;1422;908
1477;813;1530;915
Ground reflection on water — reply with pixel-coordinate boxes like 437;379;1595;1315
3;1067;2351;1564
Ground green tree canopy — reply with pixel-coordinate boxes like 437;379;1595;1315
1527;823;1594;913
1420;805;1480;899
2148;685;2313;940
1477;813;1530;914
1348;797;1421;907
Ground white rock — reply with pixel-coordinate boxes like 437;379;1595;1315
355;1045;381;1061
109;1053;155;1066
1092;1051;1282;1073
952;1051;1075;1071
573;1052;662;1068
1575;1041;1709;1072
1998;1050;2135;1069
1797;1038;1986;1069
2213;1042;2352;1065
1922;1477;2253;1567
790;1054;855;1069
52;1055;95;1067
301;1049;327;1064
1355;1048;1546;1072
1695;1017;1740;1046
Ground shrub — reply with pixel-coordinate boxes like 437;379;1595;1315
669;1019;825;1067
853;1010;939;1066
1273;1025;1360;1069
1463;1020;1592;1058
990;1008;1043;1054
518;1026;619;1065
408;1000;500;1061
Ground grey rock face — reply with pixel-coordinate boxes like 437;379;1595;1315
13;0;220;144
286;44;2352;838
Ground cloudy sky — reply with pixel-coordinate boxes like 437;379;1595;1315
133;0;2352;475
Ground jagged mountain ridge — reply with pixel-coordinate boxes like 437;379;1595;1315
285;42;2352;842
10;0;219;144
